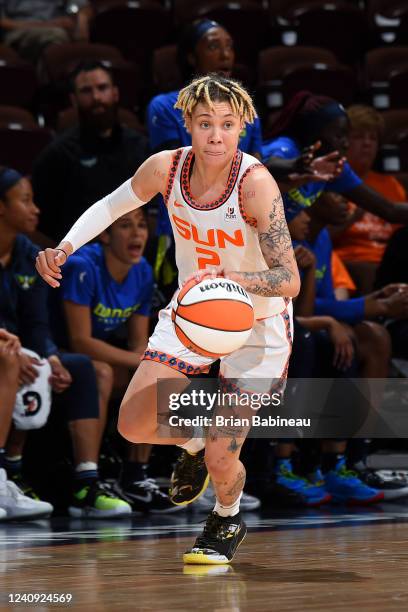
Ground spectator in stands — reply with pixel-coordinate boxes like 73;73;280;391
0;0;92;64
269;196;408;506
147;18;262;158
0;165;131;518
262;91;408;226
32;60;149;243
60;207;180;513
271;205;380;507
331;105;406;294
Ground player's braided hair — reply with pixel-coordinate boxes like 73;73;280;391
175;74;257;124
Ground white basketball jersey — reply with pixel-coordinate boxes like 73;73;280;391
165;146;288;319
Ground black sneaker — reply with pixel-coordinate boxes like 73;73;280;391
353;463;408;501
184;512;247;565
169;449;209;505
123;478;184;513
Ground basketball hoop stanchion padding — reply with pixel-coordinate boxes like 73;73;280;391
171;277;254;358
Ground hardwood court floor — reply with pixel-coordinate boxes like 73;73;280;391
0;507;408;611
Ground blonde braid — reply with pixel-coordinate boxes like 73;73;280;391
175;74;257;125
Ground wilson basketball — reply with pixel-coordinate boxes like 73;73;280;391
171;277;254;358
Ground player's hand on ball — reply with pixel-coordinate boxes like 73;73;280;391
182;266;227;286
35;243;72;288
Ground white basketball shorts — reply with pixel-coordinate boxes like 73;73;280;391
143;299;293;394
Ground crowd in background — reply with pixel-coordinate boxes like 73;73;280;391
2;3;408;520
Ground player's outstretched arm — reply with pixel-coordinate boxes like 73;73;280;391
228;168;300;298
36;151;172;287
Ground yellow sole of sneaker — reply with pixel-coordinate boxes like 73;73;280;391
182;529;247;565
170;473;210;506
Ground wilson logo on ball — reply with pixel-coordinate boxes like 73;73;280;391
172;277;254;358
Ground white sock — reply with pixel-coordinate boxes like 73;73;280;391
177;437;205;455
75;461;98;473
214;492;242;517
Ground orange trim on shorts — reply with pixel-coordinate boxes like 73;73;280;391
163;148;183;207
143;349;210;376
275;302;293;386
237;163;265;227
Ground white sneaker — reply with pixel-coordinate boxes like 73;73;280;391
193;482;261;512
0;469;53;520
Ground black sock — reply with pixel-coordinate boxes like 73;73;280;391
321;452;344;473
122;461;147;486
73;467;99;491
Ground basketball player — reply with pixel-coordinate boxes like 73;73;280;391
36;74;300;564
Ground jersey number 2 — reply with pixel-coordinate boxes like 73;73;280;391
196;247;220;269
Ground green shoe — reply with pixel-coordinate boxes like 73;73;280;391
68;480;132;518
10;474;41;500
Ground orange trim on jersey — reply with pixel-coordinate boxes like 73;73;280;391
237;163;265;227
143;349;210;376
163;148;183;207
180;149;243;211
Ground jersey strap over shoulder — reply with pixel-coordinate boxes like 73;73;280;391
165;147;288;320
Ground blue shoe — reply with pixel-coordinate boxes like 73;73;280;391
273;460;331;507
323;457;384;505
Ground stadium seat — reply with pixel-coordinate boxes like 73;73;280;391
367;0;408;45
382;109;408;143
152;43;253;95
153;45;183;93
0;127;54;174
57;106;146;133
89;1;172;66
0;63;38;109
0;106;37;129
173;1;268;62
0;44;21;63
258;46;339;109
281;65;357;107
39;42;143;124
270;1;368;64
174;0;263;24
41;42;125;83
365;47;408;108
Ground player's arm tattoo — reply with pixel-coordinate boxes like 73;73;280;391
238;193;297;297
